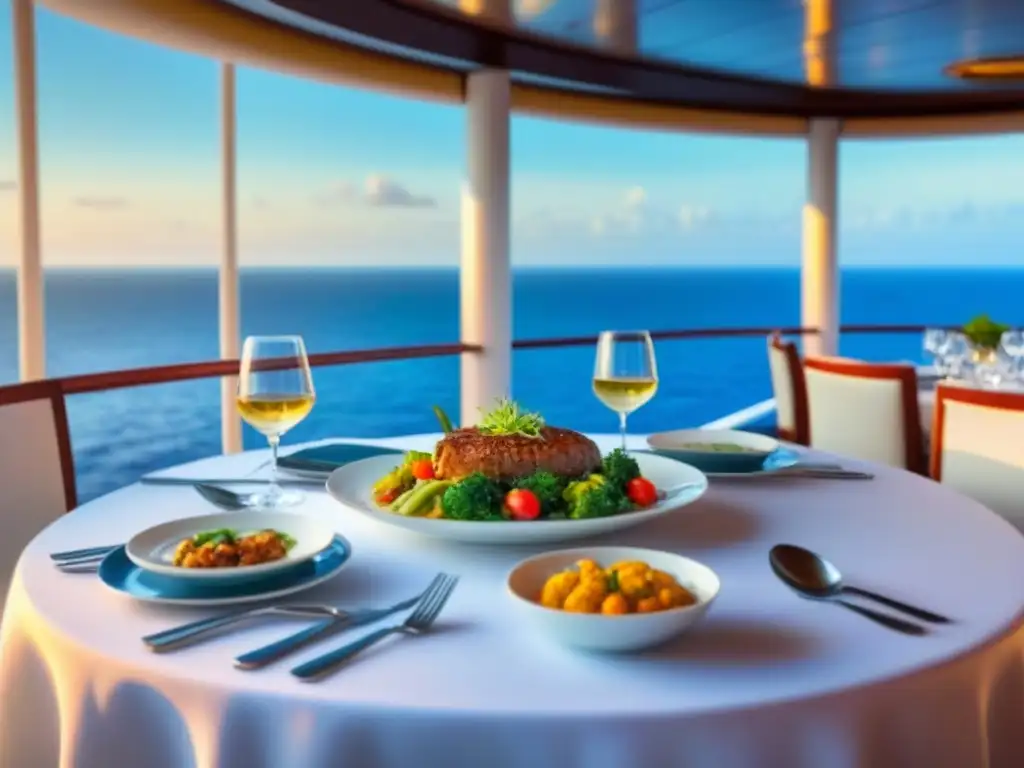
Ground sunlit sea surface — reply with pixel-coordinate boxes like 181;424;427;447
0;266;1017;501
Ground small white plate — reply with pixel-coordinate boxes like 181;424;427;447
325;451;708;545
125;511;337;581
507;546;720;652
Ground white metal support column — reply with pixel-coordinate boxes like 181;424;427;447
460;0;512;427
595;0;638;55
219;63;242;453
12;0;44;381
802;0;839;357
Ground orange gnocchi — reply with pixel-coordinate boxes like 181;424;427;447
537;558;697;615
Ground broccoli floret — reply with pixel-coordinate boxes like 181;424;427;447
441;473;505;521
567;481;630;520
512;471;566;516
602;449;640;488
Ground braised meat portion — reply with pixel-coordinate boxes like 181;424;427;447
434;426;602;481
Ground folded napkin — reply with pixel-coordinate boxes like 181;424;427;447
277;443;404;473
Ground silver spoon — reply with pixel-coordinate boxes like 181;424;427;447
769;544;946;634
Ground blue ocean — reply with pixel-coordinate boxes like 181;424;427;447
0;267;1017;502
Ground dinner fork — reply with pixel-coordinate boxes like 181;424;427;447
291;573;458;682
235;576;445;669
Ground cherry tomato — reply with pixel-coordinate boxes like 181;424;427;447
410;459;435;481
375;488;398;505
504;488;541;521
626;477;658;507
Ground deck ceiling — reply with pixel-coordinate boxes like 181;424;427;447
236;0;1024;116
435;0;1024;92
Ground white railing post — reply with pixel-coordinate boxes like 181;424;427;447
12;0;44;381
460;0;512;427
595;0;638;55
219;63;242;453
801;0;839;358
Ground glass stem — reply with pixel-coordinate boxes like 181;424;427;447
619;411;628;451
267;434;281;499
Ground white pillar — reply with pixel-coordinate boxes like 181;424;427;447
801;0;839;358
461;68;511;427
802;119;840;358
219;63;242;453
594;0;638;55
12;0;44;381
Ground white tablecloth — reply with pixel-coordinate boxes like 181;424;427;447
3;434;1024;768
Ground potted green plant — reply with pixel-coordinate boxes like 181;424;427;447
962;314;1009;362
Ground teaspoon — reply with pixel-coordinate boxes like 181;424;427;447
769;544;949;634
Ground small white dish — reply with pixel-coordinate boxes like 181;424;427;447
647;429;779;473
325;452;708;545
507;546;720;652
126;511;337;582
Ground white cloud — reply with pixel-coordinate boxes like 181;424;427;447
364;175;436;208
317;176;436;209
590;187;713;237
74;196;128;210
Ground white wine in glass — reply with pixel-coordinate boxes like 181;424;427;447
593;330;658;450
237;335;315;508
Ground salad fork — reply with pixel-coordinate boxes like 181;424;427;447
291;573;458;682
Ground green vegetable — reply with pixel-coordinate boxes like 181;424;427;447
563;474;605;505
403;450;432;465
442;473;505;521
477;398;545;439
373;451;432;502
389;486;418;511
512;470;566;516
602;449;641;488
433;405;454;434
607;569;620;592
396;479;452;516
963;314;1010;350
193;528;236;546
275;531;298;550
565;481;630;520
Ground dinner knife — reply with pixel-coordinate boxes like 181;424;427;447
234;595;422;670
139;476;323;487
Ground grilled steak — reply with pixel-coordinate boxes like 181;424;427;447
434;426;602;481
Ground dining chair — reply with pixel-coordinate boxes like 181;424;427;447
766;333;809;445
930;384;1024;531
803;357;926;474
0;381;76;617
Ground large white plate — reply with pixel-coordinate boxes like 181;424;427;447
125;511;338;581
325;452;708;545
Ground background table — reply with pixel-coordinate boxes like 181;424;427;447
3;435;1024;768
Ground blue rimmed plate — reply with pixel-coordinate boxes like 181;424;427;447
98;535;351;606
698;448;801;478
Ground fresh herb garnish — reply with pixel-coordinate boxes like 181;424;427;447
477;398;545;439
963;314;1010;350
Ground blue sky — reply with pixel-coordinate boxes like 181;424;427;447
0;3;1021;268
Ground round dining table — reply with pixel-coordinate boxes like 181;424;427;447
3;434;1024;768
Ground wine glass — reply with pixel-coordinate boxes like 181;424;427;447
942;332;971;381
923;328;949;375
237;335;316;508
593;331;658;451
1001;330;1024;383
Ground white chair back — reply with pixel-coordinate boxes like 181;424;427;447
0;383;75;617
932;385;1024;531
803;357;925;473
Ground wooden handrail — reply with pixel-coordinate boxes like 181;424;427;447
60;342;481;395
8;324;941;398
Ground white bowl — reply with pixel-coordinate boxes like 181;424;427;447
506;546;720;652
647;429;779;473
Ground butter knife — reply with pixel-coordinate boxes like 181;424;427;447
234;594;422;670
